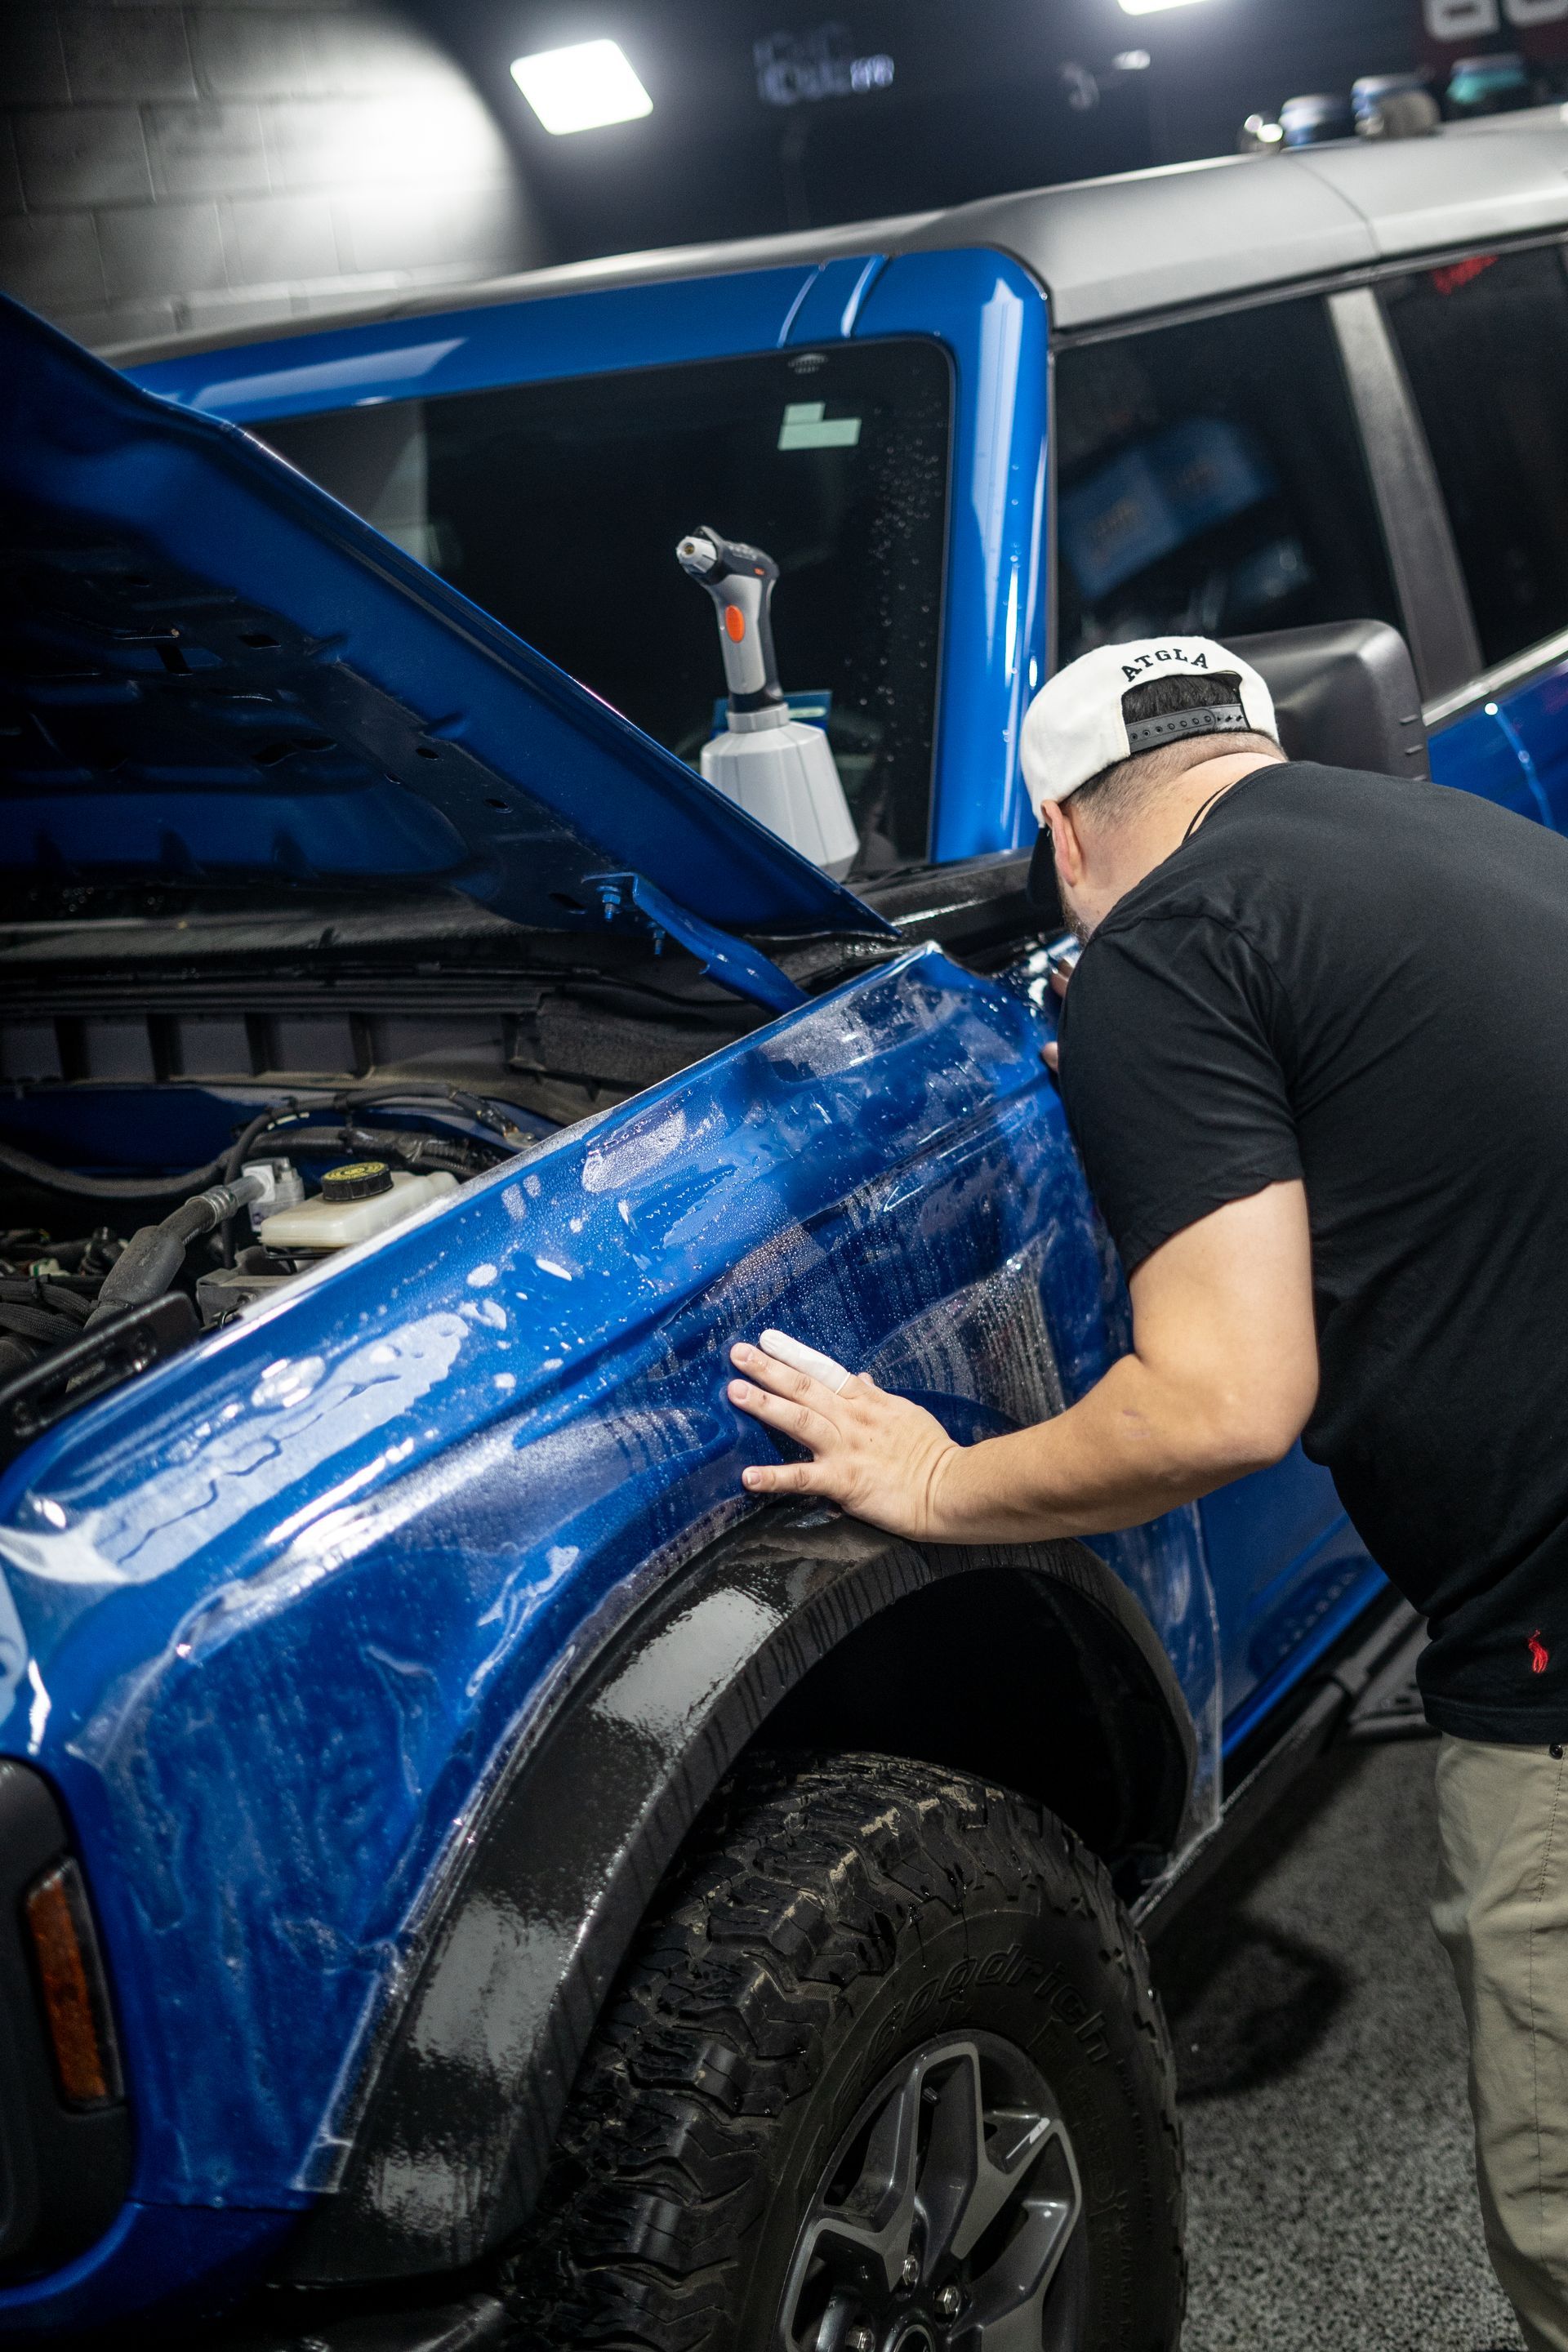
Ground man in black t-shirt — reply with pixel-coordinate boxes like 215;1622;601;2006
728;635;1568;2350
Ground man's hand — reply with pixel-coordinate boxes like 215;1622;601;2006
728;1343;960;1540
728;1181;1318;1546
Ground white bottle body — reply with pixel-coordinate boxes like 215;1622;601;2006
699;719;859;879
257;1169;458;1254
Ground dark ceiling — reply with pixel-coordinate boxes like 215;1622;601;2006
415;0;1423;264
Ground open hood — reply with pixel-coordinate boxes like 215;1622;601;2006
0;296;892;950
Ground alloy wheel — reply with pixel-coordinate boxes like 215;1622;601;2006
776;2031;1085;2352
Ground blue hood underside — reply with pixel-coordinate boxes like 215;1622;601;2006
0;296;892;943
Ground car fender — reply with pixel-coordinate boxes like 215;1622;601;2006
287;1503;1199;2281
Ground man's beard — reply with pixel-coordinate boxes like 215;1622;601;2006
1058;875;1095;948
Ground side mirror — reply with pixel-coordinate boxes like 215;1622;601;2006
1229;619;1429;782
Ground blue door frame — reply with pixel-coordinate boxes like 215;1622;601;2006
130;247;1049;869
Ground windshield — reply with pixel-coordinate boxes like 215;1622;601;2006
259;339;952;875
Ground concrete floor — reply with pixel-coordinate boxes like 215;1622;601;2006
1152;1739;1524;2352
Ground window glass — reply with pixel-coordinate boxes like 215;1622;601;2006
1383;247;1568;670
259;341;951;875
1054;299;1399;662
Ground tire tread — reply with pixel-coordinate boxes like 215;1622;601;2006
504;1753;1183;2350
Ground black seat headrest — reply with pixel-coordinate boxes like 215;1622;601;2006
1229;619;1430;781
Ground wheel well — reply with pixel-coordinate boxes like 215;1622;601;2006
754;1566;1189;1862
289;1526;1195;2286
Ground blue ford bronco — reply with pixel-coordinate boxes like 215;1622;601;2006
4;108;1568;2352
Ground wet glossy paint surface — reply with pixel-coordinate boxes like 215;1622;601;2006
1427;653;1568;837
0;947;1216;2319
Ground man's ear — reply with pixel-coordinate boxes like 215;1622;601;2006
1040;798;1086;889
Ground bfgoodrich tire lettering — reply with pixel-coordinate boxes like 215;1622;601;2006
506;1753;1184;2350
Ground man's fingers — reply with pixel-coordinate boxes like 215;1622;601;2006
742;1459;826;1494
1041;1039;1060;1072
755;1327;853;1393
731;1339;813;1394
730;1340;839;1410
728;1379;833;1447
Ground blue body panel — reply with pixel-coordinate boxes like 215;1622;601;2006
1428;663;1568;839
1494;661;1568;828
1429;697;1549;820
0;2208;290;2336
0;950;1215;2319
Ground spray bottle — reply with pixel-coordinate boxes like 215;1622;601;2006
676;524;859;878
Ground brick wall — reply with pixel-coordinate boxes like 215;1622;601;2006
0;1;548;354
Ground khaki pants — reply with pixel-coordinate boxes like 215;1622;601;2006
1433;1734;1568;2352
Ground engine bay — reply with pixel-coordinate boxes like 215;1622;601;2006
1;1093;518;1362
0;888;793;1446
0;853;1045;1461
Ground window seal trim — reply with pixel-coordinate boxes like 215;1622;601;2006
1325;284;1481;703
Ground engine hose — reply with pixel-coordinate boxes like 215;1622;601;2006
335;1081;511;1138
19;1231;123;1276
0;1138;229;1200
340;1128;480;1176
86;1173;267;1325
413;1144;480;1174
0;1094;498;1205
0;1102;302;1207
239;1125;487;1176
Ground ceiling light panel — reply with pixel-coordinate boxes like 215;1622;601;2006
510;40;653;135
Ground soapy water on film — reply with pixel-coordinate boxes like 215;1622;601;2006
866;1232;1065;1428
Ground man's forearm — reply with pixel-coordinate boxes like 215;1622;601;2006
924;1353;1276;1544
729;1183;1318;1541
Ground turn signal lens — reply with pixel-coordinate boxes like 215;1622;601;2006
23;1860;123;2107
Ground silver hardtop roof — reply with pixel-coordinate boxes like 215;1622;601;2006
110;107;1568;365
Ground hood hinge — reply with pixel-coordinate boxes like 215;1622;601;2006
594;872;808;1017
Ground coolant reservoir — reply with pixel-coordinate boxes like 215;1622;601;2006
257;1160;459;1254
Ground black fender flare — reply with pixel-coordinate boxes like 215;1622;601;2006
287;1504;1196;2282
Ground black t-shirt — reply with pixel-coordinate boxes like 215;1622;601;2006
1057;759;1568;1743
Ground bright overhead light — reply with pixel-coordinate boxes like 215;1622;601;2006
1117;0;1213;12
510;39;653;135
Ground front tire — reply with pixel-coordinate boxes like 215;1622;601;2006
507;1753;1184;2350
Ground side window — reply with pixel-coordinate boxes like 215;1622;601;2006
1382;247;1568;670
1054;298;1400;662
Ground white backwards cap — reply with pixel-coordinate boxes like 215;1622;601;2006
1020;637;1277;818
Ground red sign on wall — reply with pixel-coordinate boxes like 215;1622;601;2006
1419;0;1568;64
